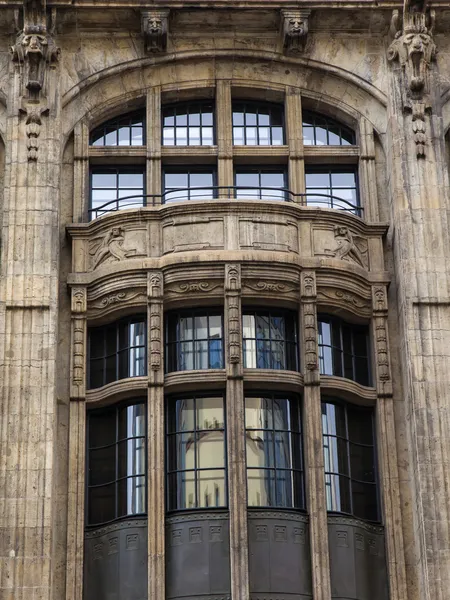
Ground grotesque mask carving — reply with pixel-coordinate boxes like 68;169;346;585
141;10;169;53
281;10;310;54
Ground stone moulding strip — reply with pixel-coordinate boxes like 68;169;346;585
85;519;148;538
327;514;384;535
166;511;230;524
85;376;148;404
320;375;377;404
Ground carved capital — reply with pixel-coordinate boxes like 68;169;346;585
281;9;310;54
141;10;169;53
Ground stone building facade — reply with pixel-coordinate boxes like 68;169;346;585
0;0;450;599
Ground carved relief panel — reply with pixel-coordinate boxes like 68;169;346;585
313;225;369;270
162;216;224;254
239;217;299;254
89;226;146;270
70;287;87;399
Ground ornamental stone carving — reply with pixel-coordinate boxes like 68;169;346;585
372;286;391;385
70;287;87;399
148;272;163;373
301;272;318;374
388;1;436;158
89;227;138;269
226;265;241;365
244;281;299;294
141;10;169;53
326;226;368;269
166;281;222;295
281;9;310;54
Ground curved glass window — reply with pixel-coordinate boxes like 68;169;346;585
305;166;360;214
233;102;284;145
245;395;304;508
88;317;147;389
235;168;288;200
90;168;145;219
302;111;355;146
162;167;216;203
162;102;214;146
243;310;298;370
318;316;371;386
90;111;145;147
322;399;378;521
87;402;146;526
167;395;227;511
165;310;224;372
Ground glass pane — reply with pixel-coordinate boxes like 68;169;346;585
89;446;116;485
236;172;258;188
233;109;244;126
118;126;130;145
303;126;315;145
202;111;213;126
305;172;329;188
348;408;373;446
315;126;328;145
242;314;255;339
194;340;209;369
196;431;224;468
88;483;115;524
246;112;257;126
209;340;223;369
118;476;146;516
323;435;349;476
176;113;187;126
322;402;346;437
190;172;213;188
260;172;284;188
163;113;175;126
246;430;274;468
90;331;105;360
258;127;270;145
179;341;193;370
130;321;145;346
179;317;193;341
196;397;224;430
274;432;292;469
89;360;104;389
209;315;222;339
189;110;200;126
198;469;226;508
118;438;146;478
255;314;270;339
92;173;116;188
233;127;244;145
168;471;196;510
119;403;146;439
105;354;116;384
247;469;275;506
163;128;175;145
131;126;143;146
176;127;188;145
349;444;375;483
276;469;293;507
272;398;289;430
271;341;285;369
243;339;256;368
246;127;257;144
190;126;201;145
245;397;273;430
352;481;378;520
272;127;283;145
119;173;143;188
172;433;195;470
324;474;351;513
105;128;116;145
202;127;213;145
195;315;209;339
332;171;356;187
174;398;195;432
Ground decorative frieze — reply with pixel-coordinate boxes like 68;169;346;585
318;287;371;318
281;9;310;54
243;280;299;294
165;281;222;296
141;10;169;53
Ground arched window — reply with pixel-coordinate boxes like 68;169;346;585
90;111;145;147
322;399;378;521
302;111;355;146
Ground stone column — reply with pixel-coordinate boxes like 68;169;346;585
224;263;249;597
0;13;61;599
371;285;407;600
66;287;88;600
300;271;332;600
386;6;450;599
217;80;233;197
147;87;161;204
147;271;165;600
285;87;305;201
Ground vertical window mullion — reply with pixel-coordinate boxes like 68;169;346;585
350;330;356;382
344;406;353;515
115;407;119;520
193;396;198;508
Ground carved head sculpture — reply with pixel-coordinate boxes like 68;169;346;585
288;18;305;35
149;18;163;34
403;26;435;91
22;32;48;55
334;225;350;239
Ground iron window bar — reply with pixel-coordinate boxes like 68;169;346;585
88;187;363;219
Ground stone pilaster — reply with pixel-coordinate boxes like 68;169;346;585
66;287;87;600
286;87;305;199
359;117;379;222
217;80;234;196
0;5;61;596
387;4;450;598
300;271;331;600
73;121;89;222
147;87;161;203
147;270;165;600
224;263;249;598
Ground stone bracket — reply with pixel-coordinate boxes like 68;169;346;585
281;9;310;54
141;9;169;53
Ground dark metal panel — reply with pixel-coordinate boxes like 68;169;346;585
84;519;148;600
248;510;312;600
328;516;389;600
166;511;231;600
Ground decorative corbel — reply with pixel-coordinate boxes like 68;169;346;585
387;1;436;158
141;10;169;53
281;9;310;54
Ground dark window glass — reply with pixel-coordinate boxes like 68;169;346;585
233;102;284;145
87;402;146;526
165;311;224;372
302;111;355;146
305;167;360;214
162;168;217;203
162;102;214;146
245;395;304;509
318;316;371;386
88;317;147;389
235;169;288;201
242;310;298;371
90;168;145;219
90;111;145;147
322;399;378;521
167;396;227;511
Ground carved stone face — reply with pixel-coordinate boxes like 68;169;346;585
288;18;304;34
110;227;123;238
149;19;163;33
403;31;434;90
22;33;47;55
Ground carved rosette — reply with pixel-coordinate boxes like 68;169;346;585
70;287;87;399
281;9;310;54
372;286;392;392
141;9;169;53
301;272;319;377
387;5;436;158
148;272;164;374
225;264;241;366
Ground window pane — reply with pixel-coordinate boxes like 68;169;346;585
119;403;145;439
196;397;224;430
325;473;351;513
92;173;116;188
174;398;195;432
233;126;244;144
245;397;273;430
352;481;378;521
348;408;373;446
196;431;225;468
119;173;143;188
118;438;145;478
275;469;294;507
246;430;274;468
88;484;115;524
89;446;116;485
274;432;292;469
198;469;226;508
194;340;209;369
247;469;275;506
118;476;146;516
168;471;196;510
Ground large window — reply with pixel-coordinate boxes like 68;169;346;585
245;395;304;508
322;399;378;521
90;168;145;219
234;169;288;200
87;402;146;526
302;111;355;146
305;167;359;214
90;111;145;147
243;310;298;370
88;317;147;389
233;102;284;145
167;395;227;511
318;315;371;386
165;310;224;372
162;102;214;146
162;168;216;203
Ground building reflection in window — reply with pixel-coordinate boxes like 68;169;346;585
245;395;304;508
242;311;298;370
167;396;226;511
